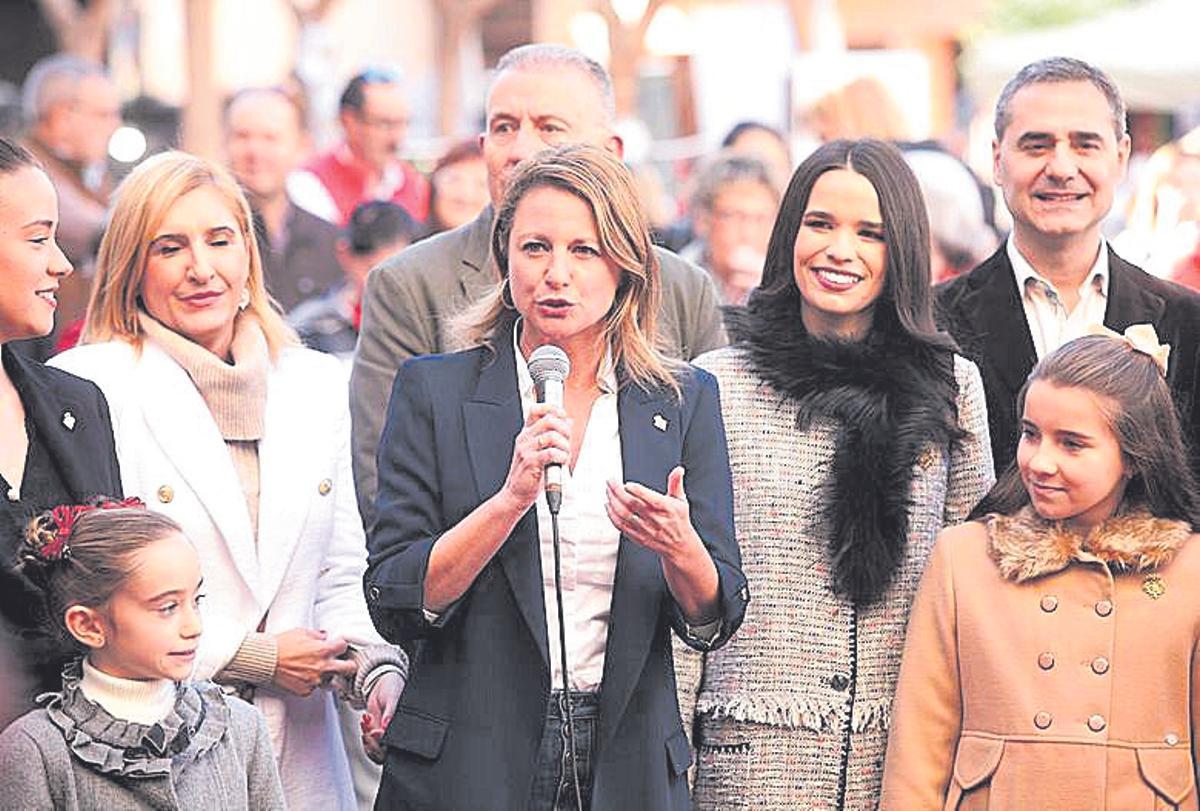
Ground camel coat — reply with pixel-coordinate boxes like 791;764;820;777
882;508;1200;810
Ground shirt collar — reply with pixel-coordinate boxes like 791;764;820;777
512;320;617;404
1008;234;1110;298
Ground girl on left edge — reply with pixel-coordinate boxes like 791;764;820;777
0;502;285;810
0;137;122;708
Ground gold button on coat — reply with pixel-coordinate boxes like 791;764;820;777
1034;712;1053;729
1037;652;1055;670
157;485;174;504
1091;657;1110;675
318;478;333;496
1087;714;1107;732
1040;595;1058;613
1095;599;1114;617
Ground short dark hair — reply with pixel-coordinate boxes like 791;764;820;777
971;334;1200;526
721;120;786;150
345;200;418;255
735;138;954;354
339;67;403;113
0;136;40;175
995;57;1126;140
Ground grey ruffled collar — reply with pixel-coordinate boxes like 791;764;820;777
42;662;231;779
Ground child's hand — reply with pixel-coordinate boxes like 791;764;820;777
272;628;357;696
361;671;403;764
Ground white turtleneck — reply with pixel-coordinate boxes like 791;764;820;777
79;658;177;726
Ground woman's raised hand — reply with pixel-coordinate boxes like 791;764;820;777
499;403;572;512
272;628;358;697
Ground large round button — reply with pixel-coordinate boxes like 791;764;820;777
1037;652;1055;670
156;485;174;504
318;478;333;496
1034;711;1053;729
1088;714;1107;732
829;674;850;692
1091;657;1110;675
1166;733;1181;746
1040;595;1059;613
1095;599;1113;617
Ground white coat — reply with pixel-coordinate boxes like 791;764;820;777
53;339;381;811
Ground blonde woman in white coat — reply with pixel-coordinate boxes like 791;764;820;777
52;152;406;811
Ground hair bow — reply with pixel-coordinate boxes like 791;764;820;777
36;497;147;563
1084;323;1170;376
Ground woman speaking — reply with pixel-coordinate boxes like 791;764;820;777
364;145;747;810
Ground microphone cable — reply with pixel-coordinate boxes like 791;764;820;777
548;489;584;811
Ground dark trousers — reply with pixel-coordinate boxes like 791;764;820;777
528;690;600;810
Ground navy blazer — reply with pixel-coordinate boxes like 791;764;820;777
936;245;1200;477
1;345;123;696
364;328;747;810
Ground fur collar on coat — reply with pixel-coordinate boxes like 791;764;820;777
987;506;1194;582
737;323;961;604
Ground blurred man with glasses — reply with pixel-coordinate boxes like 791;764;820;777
301;69;430;225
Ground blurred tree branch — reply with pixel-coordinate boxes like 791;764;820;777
595;0;666;118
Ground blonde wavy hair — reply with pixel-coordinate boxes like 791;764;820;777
82;150;296;357
456;144;680;395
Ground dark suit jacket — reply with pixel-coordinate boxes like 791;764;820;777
1;345;123;695
363;327;748;810
255;201;342;312
936;245;1200;476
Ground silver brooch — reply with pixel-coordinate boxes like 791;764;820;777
61;411;76;431
652;414;669;432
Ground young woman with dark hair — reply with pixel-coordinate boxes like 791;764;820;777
684;138;995;809
0;136;122;702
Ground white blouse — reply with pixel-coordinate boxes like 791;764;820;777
514;338;622;691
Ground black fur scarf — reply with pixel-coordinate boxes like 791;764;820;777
734;310;963;604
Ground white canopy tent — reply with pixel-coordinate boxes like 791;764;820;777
963;0;1200;112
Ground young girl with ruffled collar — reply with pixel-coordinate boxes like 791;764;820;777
882;325;1200;810
0;500;284;810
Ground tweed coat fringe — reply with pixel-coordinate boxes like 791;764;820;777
679;346;994;811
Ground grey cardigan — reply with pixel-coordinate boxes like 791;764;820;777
0;676;284;810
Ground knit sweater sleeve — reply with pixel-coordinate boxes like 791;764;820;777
943;355;995;526
0;716;59;810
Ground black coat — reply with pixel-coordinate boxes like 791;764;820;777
1;346;123;695
936;245;1200;477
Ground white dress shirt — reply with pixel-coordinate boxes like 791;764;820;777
515;334;622;691
1008;235;1110;359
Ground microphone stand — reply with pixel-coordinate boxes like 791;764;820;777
548;488;584;811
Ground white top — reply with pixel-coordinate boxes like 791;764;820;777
79;658;177;726
514;332;622;691
1008;235;1110;360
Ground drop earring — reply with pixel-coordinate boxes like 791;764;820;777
238;288;250;311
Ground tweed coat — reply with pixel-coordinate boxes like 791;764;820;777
51;338;383;811
679;347;994;810
348;205;728;526
883;509;1200;810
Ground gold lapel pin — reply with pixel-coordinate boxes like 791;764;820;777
61;410;76;431
1143;573;1166;600
652;413;669;432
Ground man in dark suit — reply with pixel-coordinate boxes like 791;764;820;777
225;87;342;311
350;44;727;526
937;57;1200;476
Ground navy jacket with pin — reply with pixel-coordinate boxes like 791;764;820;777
363;325;747;810
1;345;122;697
936;245;1200;477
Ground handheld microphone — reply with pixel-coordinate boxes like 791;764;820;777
528;344;570;515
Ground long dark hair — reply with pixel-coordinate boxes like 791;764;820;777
729;138;955;354
970;334;1200;527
